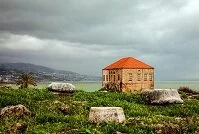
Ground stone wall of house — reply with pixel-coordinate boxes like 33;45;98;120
121;68;154;92
102;68;154;92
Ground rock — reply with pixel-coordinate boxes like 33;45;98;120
53;101;70;115
48;82;75;93
141;89;183;104
0;85;11;89
155;123;181;134
112;131;126;134
128;117;145;125
59;106;70;115
88;107;125;124
0;104;32;117
100;90;108;92
7;123;27;134
56;128;78;134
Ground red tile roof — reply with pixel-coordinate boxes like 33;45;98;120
103;57;154;70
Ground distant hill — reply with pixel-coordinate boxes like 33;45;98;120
0;63;101;82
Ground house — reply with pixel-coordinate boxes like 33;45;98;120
102;57;154;92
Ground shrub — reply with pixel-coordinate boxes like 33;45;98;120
100;82;126;92
178;86;198;94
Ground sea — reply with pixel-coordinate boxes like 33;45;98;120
3;81;199;92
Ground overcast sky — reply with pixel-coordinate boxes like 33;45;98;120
0;0;199;80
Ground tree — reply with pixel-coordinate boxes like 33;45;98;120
16;73;37;89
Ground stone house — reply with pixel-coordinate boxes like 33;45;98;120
102;57;154;92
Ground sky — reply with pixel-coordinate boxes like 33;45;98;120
0;0;199;80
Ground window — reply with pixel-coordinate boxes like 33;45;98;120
137;69;141;73
118;74;120;80
103;75;105;81
109;75;110;81
106;75;108;81
144;74;147;81
113;75;115;82
149;74;153;81
129;73;133;81
137;74;141;81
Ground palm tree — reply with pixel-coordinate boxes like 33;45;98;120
16;73;37;89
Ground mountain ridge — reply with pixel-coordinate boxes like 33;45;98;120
0;62;101;82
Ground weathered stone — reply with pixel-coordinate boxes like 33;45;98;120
56;128;78;134
142;89;183;104
112;131;126;134
100;90;108;92
128;117;145;125
155;123;181;134
0;104;32;117
0;85;11;89
7;123;27;134
88;107;125;124
48;82;75;93
53;101;70;115
112;131;127;134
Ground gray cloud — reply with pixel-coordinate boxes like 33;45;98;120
0;0;199;80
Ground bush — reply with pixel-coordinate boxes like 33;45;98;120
178;86;198;94
100;82;124;92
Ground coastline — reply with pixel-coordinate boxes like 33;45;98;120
1;80;199;91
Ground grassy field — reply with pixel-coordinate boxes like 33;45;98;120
0;88;199;134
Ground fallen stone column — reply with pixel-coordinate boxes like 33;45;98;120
48;82;75;93
141;89;183;104
88;107;125;123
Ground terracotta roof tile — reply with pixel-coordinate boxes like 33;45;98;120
103;57;154;70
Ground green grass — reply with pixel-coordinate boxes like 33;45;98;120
0;88;199;133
